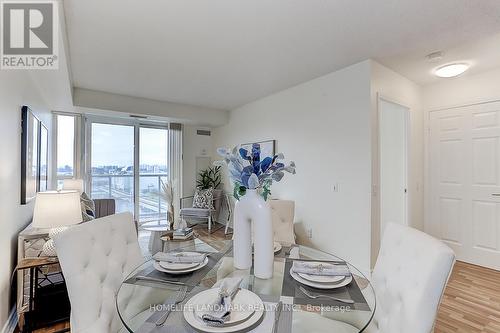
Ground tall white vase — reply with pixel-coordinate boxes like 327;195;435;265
233;189;274;279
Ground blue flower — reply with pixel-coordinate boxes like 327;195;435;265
260;157;273;173
216;144;296;200
239;148;251;161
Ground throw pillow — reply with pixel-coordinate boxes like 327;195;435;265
80;192;96;222
192;188;214;209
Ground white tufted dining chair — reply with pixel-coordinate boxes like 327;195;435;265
53;212;144;333
302;223;455;332
368;222;455;333
269;200;296;245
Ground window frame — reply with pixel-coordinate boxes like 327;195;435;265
52;112;83;189
84;114;169;221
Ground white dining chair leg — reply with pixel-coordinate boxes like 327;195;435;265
208;215;212;233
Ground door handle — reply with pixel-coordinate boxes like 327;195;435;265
492;194;500;197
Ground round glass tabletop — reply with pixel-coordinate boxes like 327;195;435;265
116;238;376;333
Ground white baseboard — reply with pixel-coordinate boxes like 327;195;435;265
1;307;17;333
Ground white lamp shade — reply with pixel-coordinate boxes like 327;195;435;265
32;191;82;228
63;179;85;194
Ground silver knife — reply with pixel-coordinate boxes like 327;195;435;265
272;301;283;333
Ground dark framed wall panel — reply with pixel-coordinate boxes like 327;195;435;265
21;106;46;205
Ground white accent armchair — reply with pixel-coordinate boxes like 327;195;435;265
179;189;224;233
53;212;143;333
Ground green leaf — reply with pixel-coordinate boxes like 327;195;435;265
233;183;240;200
238;186;247;197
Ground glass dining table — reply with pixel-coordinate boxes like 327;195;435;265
116;238;376;333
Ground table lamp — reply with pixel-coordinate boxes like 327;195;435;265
32;190;83;256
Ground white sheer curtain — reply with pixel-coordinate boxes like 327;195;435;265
168;123;183;220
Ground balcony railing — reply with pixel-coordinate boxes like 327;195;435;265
91;173;168;224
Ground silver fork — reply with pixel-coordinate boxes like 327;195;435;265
299;286;354;304
155;286;188;326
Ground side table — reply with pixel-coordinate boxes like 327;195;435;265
16;258;70;333
17;224;70;332
141;221;171;254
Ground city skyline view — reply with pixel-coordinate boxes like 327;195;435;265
57;118;170;221
57;118;169;175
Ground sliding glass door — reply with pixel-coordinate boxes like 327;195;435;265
90;123;135;214
89;120;168;223
139;127;168;222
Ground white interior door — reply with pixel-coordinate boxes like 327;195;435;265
429;101;500;270
379;98;409;234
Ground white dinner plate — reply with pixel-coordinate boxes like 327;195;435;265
184;288;264;333
290;267;353;289
297;272;345;284
159;261;200;271
154;257;208;274
158;252;206;271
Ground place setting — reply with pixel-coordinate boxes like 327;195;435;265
282;259;370;310
184;277;268;333
153;251;210;275
140;277;289;333
127;250;225;287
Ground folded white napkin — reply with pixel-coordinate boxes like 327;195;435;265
199;277;243;327
292;261;350;276
153;251;207;264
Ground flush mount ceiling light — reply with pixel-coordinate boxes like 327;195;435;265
434;63;470;78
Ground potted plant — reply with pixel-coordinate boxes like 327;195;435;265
196;166;222;190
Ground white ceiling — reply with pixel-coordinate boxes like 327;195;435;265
64;0;500;110
380;32;500;86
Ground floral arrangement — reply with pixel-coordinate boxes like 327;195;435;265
216;143;296;200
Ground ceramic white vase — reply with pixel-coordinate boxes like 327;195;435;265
233;189;274;279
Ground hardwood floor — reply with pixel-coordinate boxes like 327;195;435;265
24;225;500;333
434;261;500;333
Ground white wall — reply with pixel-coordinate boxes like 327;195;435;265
0;72;54;327
74;88;229;127
213;61;373;273
370;61;423;266
183;125;214;196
